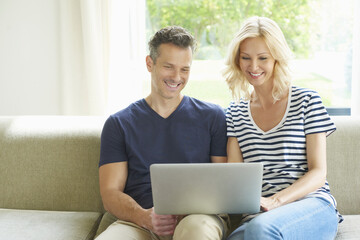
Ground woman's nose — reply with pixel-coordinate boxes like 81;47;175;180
250;60;259;71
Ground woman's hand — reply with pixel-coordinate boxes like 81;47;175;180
260;133;328;212
260;196;282;212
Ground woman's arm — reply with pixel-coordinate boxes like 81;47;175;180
261;132;327;211
227;137;244;163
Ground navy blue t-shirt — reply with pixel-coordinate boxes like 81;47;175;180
99;96;227;209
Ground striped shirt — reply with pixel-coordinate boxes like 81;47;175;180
226;86;342;223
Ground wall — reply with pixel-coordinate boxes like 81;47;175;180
0;0;61;115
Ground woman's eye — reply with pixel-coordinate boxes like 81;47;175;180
241;57;250;60
260;57;267;60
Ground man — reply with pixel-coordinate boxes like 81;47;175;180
96;26;229;240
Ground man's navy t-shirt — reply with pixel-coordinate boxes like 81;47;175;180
99;96;227;209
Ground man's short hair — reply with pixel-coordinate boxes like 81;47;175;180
148;26;196;63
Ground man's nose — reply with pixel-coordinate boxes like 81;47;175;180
172;70;181;82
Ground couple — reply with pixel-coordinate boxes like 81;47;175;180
96;17;341;240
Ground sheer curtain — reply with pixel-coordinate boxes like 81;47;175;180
352;0;360;116
59;0;146;115
106;0;146;114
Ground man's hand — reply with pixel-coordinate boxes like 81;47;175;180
149;208;178;236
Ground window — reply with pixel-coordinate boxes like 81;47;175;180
145;0;358;115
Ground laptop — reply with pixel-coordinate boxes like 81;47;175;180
150;162;263;215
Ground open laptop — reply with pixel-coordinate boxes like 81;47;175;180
150;162;263;215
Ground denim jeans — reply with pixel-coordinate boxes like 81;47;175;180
227;198;338;240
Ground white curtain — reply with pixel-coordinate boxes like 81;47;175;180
59;0;146;115
352;0;360;116
106;0;146;114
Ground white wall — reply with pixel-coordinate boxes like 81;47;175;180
0;0;61;115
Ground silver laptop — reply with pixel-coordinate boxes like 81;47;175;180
150;162;263;215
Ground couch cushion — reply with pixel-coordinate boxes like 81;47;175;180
335;215;360;240
0;116;106;212
327;117;360;215
0;208;102;240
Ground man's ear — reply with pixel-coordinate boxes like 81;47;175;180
146;55;154;72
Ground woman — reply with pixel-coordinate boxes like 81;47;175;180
224;16;342;240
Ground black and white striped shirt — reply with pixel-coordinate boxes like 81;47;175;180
226;86;342;222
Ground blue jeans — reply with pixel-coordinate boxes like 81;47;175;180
227;198;338;240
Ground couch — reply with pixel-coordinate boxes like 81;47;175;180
0;116;359;239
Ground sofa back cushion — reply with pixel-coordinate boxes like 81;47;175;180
0;116;105;212
1;116;359;216
327;116;360;215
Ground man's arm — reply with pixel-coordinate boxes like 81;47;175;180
99;162;177;235
99;162;151;227
209;106;228;164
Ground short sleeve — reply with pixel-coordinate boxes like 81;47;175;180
226;103;236;137
209;106;227;157
304;91;336;136
99;116;128;167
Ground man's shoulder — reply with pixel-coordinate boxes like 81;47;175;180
102;99;148;131
109;99;146;119
185;96;225;114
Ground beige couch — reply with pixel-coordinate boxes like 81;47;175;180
0;116;359;239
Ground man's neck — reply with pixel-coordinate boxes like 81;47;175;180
145;94;184;119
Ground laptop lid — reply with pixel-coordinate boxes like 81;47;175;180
150;162;263;215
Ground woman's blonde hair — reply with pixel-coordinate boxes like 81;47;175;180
223;16;292;102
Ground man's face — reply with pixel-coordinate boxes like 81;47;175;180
146;43;193;101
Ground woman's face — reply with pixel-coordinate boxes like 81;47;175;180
238;37;276;88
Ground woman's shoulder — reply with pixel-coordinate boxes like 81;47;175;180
226;99;248;111
291;86;320;101
225;100;249;120
291;85;317;93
